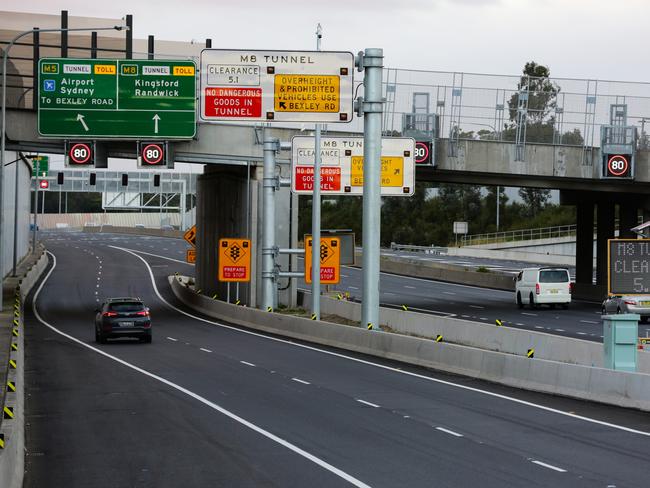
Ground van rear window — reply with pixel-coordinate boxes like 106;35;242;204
539;270;569;283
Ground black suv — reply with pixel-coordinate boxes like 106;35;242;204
95;298;152;343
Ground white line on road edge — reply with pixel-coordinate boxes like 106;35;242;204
292;378;311;385
33;251;373;488
356;399;380;408
580;320;598;324
521;313;537;317
531;460;567;473
435;427;463;437
109;246;650;438
200;348;212;353
167;337;178;342
240;361;256;367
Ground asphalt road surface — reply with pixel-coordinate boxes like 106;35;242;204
21;231;650;487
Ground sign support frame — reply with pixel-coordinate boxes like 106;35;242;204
311;24;323;321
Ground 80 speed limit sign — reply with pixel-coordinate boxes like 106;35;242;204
605;154;631;178
414;141;432;165
65;141;94;166
137;141;168;168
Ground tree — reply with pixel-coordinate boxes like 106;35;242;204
518;187;551;218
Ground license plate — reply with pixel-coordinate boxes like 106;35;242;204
119;321;134;327
641;301;650;306
549;289;558;294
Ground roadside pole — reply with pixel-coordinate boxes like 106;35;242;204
311;24;323;320
262;130;278;311
32;172;39;254
359;48;384;330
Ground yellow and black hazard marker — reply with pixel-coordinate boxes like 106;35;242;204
195;289;202;295
401;304;408;312
8;360;16;369
435;335;443;342
267;306;273;313
527;348;535;358
311;313;317;320
174;271;179;276
11;328;18;338
336;293;343;300
12;318;19;327
14;310;19;318
3;406;14;419
235;299;241;306
0;433;4;449
495;319;503;327
212;293;218;300
367;323;373;330
6;381;16;393
11;343;17;352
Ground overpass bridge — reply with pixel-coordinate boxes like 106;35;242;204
4;9;650;304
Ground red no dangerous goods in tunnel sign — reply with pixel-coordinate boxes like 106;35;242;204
294;166;342;192
203;87;262;118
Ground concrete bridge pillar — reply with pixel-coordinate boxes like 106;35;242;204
195;164;254;305
596;202;615;287
575;201;594;286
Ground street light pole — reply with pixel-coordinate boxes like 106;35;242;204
1;24;126;310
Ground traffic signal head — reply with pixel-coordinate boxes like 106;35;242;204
153;174;161;187
89;173;96;186
57;172;64;185
121;174;128;186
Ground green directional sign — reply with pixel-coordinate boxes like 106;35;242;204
31;155;49;177
38;58;196;139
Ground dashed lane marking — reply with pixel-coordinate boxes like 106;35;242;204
356;399;380;408
531;460;567;473
291;378;311;385
521;313;537;317
580;320;598;324
200;348;212;353
240;361;256;367
435;427;463;437
167;337;178;342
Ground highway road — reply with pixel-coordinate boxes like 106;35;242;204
22;231;650;486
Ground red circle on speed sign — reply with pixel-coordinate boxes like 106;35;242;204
141;144;164;165
607;155;629;176
415;141;430;164
68;143;92;164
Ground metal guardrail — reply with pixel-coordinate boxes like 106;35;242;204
389;243;448;255
460;225;577;246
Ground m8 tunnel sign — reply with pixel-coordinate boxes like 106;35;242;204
291;136;415;196
199;50;354;123
608;239;650;295
38;58;196;138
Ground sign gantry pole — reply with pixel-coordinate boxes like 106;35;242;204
311;23;323;320
359;48;384;331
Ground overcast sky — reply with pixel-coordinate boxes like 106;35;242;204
6;0;650;82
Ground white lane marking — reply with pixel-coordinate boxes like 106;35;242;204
580;320;598;324
479;317;488;321
404;285;416;289
167;337;178;342
577;332;587;335
119;248;194;266
112;246;650;438
383;292;396;296
531;460;567;473
292;378;311;385
348;286;359;290
461;314;470;318
96;284;99;288
469;305;484;309
443;291;456;295
555;329;565;332
33;252;372;488
534;326;544;329
435;427;463;437
340;274;349;278
521;312;537;317
240;361;256;367
356;399;380;408
200;348;212;353
516;323;525;326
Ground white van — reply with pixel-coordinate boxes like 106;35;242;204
515;267;572;309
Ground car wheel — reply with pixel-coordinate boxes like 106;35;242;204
95;329;101;343
516;293;523;309
529;293;537;309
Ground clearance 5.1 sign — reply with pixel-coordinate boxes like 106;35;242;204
200;50;354;123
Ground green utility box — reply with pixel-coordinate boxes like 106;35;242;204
603;314;639;372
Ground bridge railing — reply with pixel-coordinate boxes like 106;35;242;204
389;243;448;255
460;224;577;247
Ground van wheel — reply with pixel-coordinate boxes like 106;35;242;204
529;293;537;309
516;293;523;309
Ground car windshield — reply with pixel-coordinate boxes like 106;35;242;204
109;302;144;312
539;270;569;283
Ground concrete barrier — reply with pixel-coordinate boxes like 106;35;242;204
446;246;575;267
82;225;183;239
0;248;49;488
171;276;650;411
